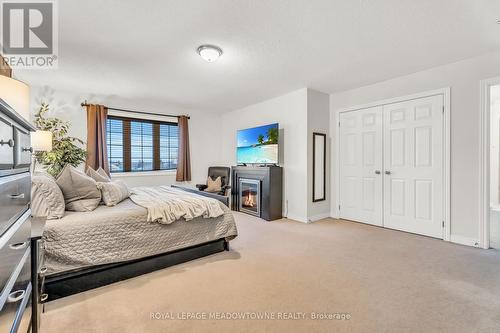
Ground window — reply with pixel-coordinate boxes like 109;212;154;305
106;116;178;172
159;123;179;170
107;118;124;172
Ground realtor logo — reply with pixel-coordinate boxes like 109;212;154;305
1;0;58;68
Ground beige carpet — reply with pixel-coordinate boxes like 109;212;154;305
41;213;500;333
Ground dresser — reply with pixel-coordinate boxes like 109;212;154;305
0;98;37;333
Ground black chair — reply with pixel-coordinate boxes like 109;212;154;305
196;166;231;196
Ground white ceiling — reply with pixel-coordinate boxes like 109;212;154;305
16;0;500;112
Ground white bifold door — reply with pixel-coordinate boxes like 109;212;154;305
339;95;444;238
339;106;383;226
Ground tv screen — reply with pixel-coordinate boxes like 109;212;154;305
237;123;279;164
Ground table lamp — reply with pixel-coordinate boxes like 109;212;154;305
30;130;53;172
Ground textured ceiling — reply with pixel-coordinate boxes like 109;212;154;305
16;0;500;112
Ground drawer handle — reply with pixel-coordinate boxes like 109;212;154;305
22;147;33;153
8;193;25;199
7;290;25;303
40;267;48;274
0;139;14;147
9;241;28;250
40;293;48;302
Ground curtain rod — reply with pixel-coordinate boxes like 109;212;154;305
80;102;190;119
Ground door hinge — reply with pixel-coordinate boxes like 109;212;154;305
442;106;444;113
338;205;341;210
442;221;445;228
338;121;340;127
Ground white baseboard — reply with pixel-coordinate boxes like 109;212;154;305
450;235;480;247
308;213;331;223
491;239;500;250
285;214;308;223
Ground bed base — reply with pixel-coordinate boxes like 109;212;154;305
43;238;229;302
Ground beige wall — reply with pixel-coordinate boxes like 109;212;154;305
307;89;330;220
29;85;221;187
218;88;309;222
218;88;332;222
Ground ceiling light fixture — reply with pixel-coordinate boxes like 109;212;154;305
197;44;223;62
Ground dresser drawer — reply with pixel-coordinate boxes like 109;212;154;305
0;173;30;237
0;248;30;333
0;213;31;293
12;283;32;333
13;127;31;169
0;116;14;170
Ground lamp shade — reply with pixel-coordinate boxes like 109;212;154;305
31;130;52;152
0;75;30;121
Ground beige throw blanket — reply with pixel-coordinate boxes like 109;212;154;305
129;186;225;224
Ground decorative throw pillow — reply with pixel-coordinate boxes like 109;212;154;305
31;174;65;219
205;176;222;193
96;180;130;206
56;165;102;212
86;167;111;183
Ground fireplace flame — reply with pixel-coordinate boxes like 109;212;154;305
244;192;255;207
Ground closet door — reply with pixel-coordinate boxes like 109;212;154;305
339;107;383;226
383;95;443;238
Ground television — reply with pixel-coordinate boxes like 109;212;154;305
237;123;279;164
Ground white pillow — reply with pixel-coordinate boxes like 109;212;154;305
56;165;102;212
86;167;111;182
97;180;130;206
31;174;65;219
205;176;222;193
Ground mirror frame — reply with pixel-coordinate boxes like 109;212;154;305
312;132;326;202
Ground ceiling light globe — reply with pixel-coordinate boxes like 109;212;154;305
197;45;223;62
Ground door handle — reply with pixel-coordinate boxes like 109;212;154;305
22;147;33;153
375;170;381;175
385;171;391;175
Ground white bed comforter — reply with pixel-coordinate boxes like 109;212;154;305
129;186;225;224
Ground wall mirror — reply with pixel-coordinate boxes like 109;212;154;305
312;132;326;202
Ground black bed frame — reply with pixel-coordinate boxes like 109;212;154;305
43;238;229;302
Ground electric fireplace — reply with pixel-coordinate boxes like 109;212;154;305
238;178;261;217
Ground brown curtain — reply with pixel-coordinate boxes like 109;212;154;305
176;116;191;181
85;104;110;175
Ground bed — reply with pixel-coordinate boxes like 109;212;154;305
40;187;238;301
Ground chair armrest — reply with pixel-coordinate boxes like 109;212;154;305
219;185;231;196
196;184;208;191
